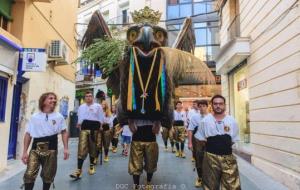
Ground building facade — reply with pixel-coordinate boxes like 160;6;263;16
216;0;300;189
0;0;78;172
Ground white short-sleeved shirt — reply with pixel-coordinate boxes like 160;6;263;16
122;125;132;137
188;113;207;131
173;110;187;126
103;115;114;128
77;103;104;124
26;112;67;138
196;114;240;143
187;108;199;123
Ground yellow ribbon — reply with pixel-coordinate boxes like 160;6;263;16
155;50;164;111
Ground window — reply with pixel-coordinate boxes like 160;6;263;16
179;4;192;17
0;76;8;122
195;28;207;46
122;9;128;24
179;0;192;3
168;0;178;4
167;5;179;19
0;15;9;30
194;3;206;14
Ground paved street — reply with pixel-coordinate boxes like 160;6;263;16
0;137;287;190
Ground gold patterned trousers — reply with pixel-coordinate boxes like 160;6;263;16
96;129;112;150
128;141;159;175
193;138;206;178
161;127;175;144
78;129;98;160
23;143;57;184
202;152;241;190
173;126;186;143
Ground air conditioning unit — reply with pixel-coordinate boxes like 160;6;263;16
48;40;68;64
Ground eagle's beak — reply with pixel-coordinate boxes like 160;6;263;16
133;25;159;54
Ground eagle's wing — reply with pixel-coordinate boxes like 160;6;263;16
81;11;112;48
81;11;123;98
171;17;195;53
160;47;215;86
167;17;215;86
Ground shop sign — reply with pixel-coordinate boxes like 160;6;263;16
237;78;247;91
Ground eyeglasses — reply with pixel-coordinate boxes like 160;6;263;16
85;95;93;97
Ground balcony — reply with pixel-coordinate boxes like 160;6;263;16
215;15;250;74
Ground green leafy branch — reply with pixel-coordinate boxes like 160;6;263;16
78;38;127;78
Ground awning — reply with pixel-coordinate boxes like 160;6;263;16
0;0;13;20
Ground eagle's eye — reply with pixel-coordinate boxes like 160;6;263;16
128;30;138;42
154;30;165;43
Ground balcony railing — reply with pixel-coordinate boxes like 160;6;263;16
227;14;240;40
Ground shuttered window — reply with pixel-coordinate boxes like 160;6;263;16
0;76;8;122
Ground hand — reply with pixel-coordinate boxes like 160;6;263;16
128;119;137;133
188;142;193;151
63;148;70;160
21;152;29;165
76;124;81;129
152;121;160;134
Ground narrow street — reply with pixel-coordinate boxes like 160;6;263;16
0;137;285;190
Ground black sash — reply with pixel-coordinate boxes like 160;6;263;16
206;134;232;155
81;120;101;130
32;134;58;150
132;125;156;142
173;120;184;126
102;123;110;131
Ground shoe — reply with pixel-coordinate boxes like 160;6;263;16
88;165;96;175
112;147;117;153
104;156;109;162
175;151;180;157
195;178;202;188
70;169;82;179
93;157;98;165
191;157;195;162
145;182;153;190
164;147;168;152
171;147;176;153
181;152;186;158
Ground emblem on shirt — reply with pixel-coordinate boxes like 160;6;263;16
224;125;230;132
52;120;56;126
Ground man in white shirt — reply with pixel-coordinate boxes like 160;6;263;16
173;101;187;158
70;91;104;179
187;100;199;125
188;100;208;188
22;92;69;190
199;95;241;190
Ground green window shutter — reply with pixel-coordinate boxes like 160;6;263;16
0;0;13;20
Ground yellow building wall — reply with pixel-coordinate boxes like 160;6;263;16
219;0;300;189
0;0;78;169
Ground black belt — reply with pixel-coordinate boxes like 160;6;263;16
206;134;232;155
132;125;156;142
32;134;58;150
102;123;110;131
173;120;184;126
81;120;101;130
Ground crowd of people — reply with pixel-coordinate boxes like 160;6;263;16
21;91;241;190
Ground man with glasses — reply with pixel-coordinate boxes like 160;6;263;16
198;95;241;190
70;91;104;180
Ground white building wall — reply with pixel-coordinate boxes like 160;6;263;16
219;0;300;189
